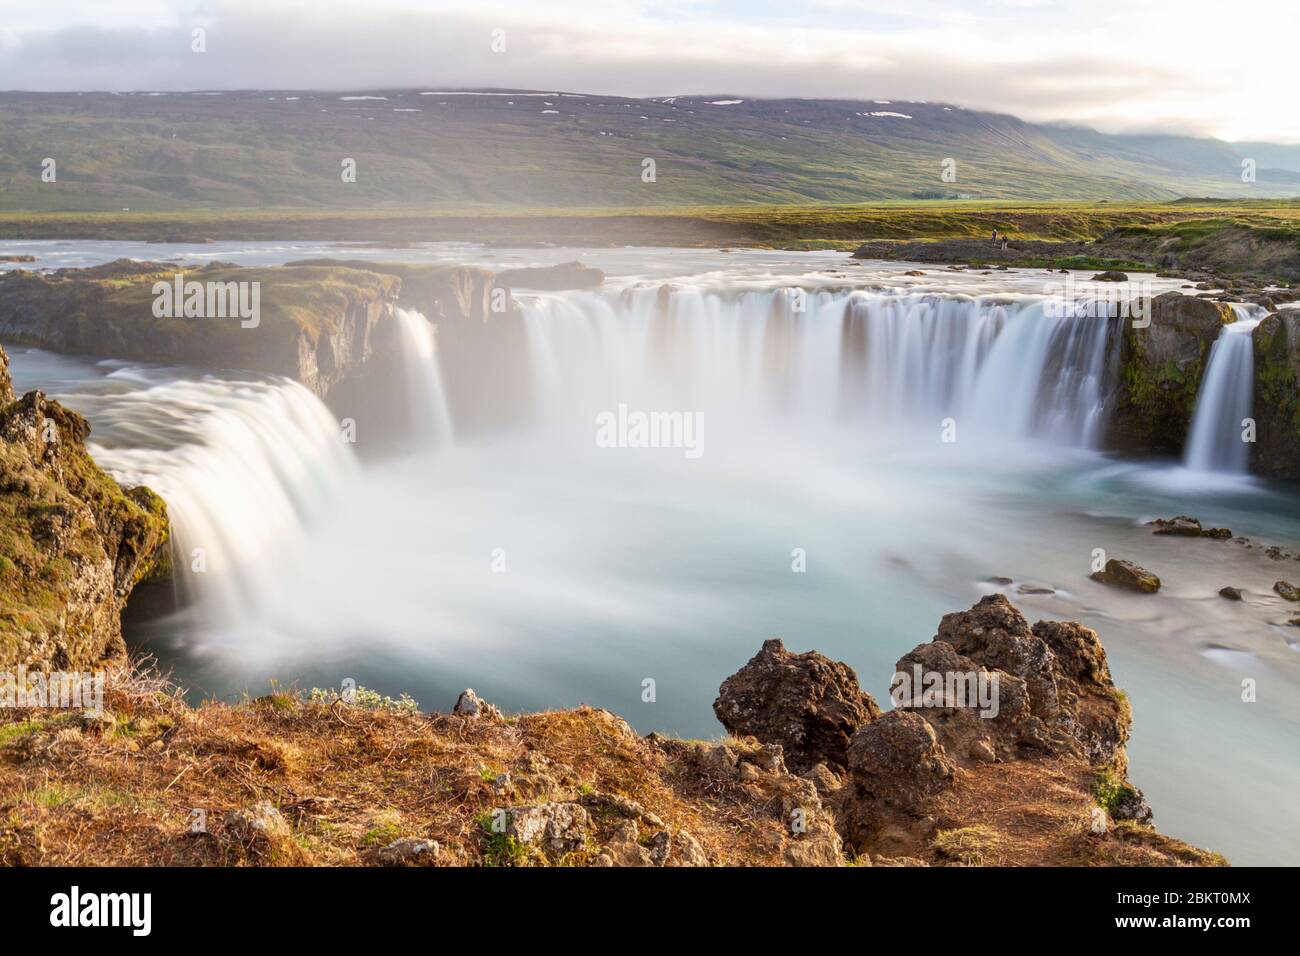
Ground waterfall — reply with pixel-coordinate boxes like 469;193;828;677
518;287;1123;448
393;307;455;448
86;377;358;619
89;308;450;619
1184;304;1263;474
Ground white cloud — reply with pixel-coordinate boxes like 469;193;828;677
0;0;1296;142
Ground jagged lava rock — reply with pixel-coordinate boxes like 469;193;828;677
845;710;955;812
713;637;881;773
892;594;1131;767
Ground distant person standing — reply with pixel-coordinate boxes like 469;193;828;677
991;228;999;242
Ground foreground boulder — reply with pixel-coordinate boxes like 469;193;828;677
707;595;1223;865
889;595;1132;768
713;637;881;773
825;594;1187;863
0;349;169;671
838;711;955;844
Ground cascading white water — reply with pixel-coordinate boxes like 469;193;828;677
1184;304;1264;474
86;377;358;619
520;287;1122;448
393;307;455;448
72;285;1132;624
16;250;1295;865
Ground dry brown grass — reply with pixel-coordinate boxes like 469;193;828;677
924;758;1227;867
0;666;799;866
0;666;1227;868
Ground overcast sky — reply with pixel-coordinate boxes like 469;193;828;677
2;0;1295;143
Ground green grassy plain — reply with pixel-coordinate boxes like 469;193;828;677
4;199;1300;249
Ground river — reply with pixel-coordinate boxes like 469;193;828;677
3;240;1299;864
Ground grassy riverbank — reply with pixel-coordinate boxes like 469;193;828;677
2;199;1299;248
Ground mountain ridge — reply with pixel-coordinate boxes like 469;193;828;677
1;88;1298;210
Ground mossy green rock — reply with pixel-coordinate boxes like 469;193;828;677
0;346;169;670
0;260;400;398
1251;310;1300;479
1106;292;1235;453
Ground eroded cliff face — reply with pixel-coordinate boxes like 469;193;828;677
0;346;169;671
0;260;401;399
1106;292;1236;454
296;259;532;435
1252;310;1300;479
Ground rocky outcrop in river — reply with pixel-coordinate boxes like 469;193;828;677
0;346;169;671
714;638;881;773
1252;308;1300;479
296;259;532;435
0;260;401;399
1106;292;1235;453
0;258;523;443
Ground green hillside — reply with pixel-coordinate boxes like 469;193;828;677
1;90;1297;212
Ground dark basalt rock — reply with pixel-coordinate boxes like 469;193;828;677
833;595;1138;855
713;638;880;773
845;710;955;813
